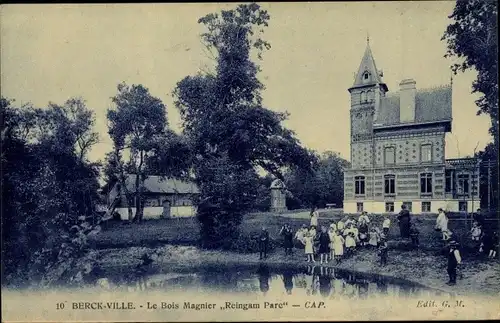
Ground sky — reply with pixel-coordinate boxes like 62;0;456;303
1;2;493;164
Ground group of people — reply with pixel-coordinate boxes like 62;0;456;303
284;207;390;266
258;205;497;287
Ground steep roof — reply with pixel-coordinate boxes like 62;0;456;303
352;42;383;88
122;175;199;194
375;85;452;127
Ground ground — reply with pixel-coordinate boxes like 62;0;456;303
88;210;500;296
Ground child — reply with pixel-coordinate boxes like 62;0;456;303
382;217;391;236
259;227;269;260
329;222;337;232
328;225;336;261
337;218;345;234
470;221;482;242
446;240;462;285
318;226;331;264
310;206;319;228
345;232;356;256
368;227;380;248
358;220;369;247
332;230;345;264
489;232;498;259
295;224;308;246
304;232;315;263
378;236;388;266
359;211;370;224
409;223;420;248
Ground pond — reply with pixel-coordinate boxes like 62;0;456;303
88;263;448;299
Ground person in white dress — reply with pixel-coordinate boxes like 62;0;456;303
435;208;452;241
332;230;345;264
382;217;391;235
304;233;315;263
310;206;319;228
328;225;336;261
345;232;356;256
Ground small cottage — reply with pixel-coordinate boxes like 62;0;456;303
107;175;200;220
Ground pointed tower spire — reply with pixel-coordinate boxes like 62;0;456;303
351;40;385;89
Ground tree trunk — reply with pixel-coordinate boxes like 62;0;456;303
133;173;142;223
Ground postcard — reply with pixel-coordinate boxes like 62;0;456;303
1;1;498;322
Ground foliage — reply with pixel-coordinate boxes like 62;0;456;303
173;4;316;248
285;151;349;209
1;97;100;286
106;83;192;222
442;0;499;150
475;142;499;211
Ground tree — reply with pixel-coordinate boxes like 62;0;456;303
1;97;100;285
107;82;167;222
173;4;316;248
442;0;498;153
285;151;349;209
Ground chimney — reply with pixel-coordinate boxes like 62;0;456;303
399;79;416;123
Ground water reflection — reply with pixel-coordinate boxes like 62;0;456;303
92;264;441;299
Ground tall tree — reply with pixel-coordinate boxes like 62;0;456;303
442;0;498;152
1;97;100;284
174;4;316;248
107;82;167;222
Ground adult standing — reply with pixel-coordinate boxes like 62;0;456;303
279;223;294;256
435;208;451;241
310;206;319;228
259;227;269;260
397;204;411;239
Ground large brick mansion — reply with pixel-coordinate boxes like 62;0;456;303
343;41;480;214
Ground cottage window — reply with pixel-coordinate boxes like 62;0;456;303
384;146;395;165
421;144;432;162
420;173;433;194
457;174;470;194
445;169;454;193
355;176;366;195
384;174;396;195
385;202;394;212
421;201;431;213
357;202;364;212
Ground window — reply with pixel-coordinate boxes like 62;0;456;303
384;174;396;195
422;201;431;213
367;90;374;102
385;202;394;213
361;91;367;102
421;144;432;162
445;169;454;193
357;202;364;212
402;201;413;212
459;201;468;212
384;147;396;165
355;176;366;195
457;174;470;194
364;72;369;80
420;173;433;194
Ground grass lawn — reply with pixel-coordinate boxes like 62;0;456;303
89;210;498;254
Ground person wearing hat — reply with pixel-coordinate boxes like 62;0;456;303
446;240;462;285
279;223;294;256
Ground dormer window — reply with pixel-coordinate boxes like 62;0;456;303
364;72;369;80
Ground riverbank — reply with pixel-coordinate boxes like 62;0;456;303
93;243;500;297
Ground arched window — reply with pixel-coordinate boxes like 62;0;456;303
367;90;374;102
360;91;367;103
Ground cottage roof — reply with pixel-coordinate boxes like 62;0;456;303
122;175;199;194
375;85;452;127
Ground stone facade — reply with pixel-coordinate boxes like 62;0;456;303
343;42;479;214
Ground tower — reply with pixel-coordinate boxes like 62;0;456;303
348;40;388;169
